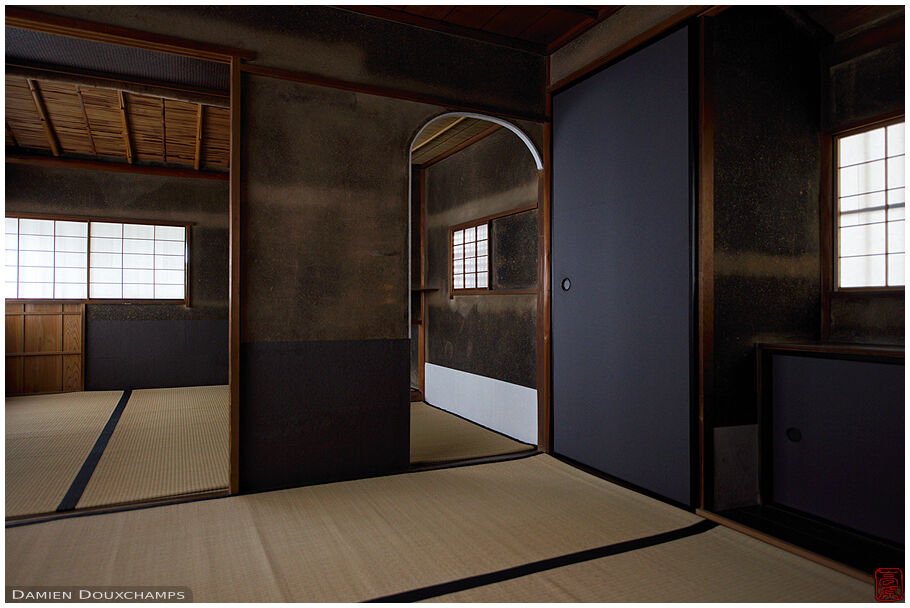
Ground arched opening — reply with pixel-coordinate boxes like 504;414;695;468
406;112;543;467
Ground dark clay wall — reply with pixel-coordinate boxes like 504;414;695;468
5;163;229;389
826;17;905;345
711;8;822;428
424;128;539;389
37;5;546;493
39;5;546;120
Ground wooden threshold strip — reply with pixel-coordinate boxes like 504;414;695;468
695;509;874;585
6;155;229;181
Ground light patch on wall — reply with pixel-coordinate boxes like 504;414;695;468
714;251;818;279
424;363;537;444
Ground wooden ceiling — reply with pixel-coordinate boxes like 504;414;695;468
799;5;904;41
343;5;620;54
411;116;501;166
6;76;229;172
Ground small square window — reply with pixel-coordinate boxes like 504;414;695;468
451;219;490;292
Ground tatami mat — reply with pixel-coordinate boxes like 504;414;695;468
430;524;873;602
6;391;122;518
7;454;869;602
76;385;229;509
410;401;533;464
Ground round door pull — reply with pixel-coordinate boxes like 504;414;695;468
785;427;802;442
561;278;572;291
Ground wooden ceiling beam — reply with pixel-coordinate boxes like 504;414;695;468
337;6;547;55
161;100;168;163
6;153;228;181
6;121;20;148
553;6;601;20
194;104;204;171
117;90;134;164
74;86;97;156
26;79;61;156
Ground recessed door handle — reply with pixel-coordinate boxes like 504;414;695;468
561;277;572;291
786;427;802;442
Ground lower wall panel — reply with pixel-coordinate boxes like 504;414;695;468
86;319;228;390
240;339;410;493
424;363;537;444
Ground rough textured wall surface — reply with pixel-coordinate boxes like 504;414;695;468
38;5;546;119
424;128;539;388
712;8;822;428
5;163;229;388
826;13;905;344
241;75;440;342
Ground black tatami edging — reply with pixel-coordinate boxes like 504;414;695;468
56;389;132;512
364;519;718;602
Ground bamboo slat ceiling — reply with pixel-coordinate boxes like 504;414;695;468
411;116;499;165
5;76;229;171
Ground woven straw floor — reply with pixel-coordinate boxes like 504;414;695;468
76;385;229;509
6;391;122;517
6;454;872;602
410;401;533;464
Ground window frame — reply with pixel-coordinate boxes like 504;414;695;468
5;212;192;305
449;217;492;296
448;203;539;298
827;114;905;295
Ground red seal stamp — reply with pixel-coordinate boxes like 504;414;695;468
875;568;903;601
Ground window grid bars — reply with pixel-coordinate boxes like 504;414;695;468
837;122;905;288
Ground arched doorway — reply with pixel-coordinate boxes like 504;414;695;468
407;112;544;466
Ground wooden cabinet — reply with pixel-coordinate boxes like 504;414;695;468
5;301;84;395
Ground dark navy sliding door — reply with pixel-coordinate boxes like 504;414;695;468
552;27;693;505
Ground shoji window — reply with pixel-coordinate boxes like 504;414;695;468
836;120;905;288
5;216;188;301
451;221;489;292
5;218;88;299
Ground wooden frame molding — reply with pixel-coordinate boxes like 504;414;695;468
548;5;718;94
6;155;228;181
6;7;255;64
240;63;548;125
696;15;715;511
228;57;242;495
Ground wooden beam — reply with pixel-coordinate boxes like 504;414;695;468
412;117;465;153
538;58;553;453
6;121;20;148
161;99;167;163
697;16;715;512
6;7;255;63
26;79;60;156
194;104;204;171
6;154;228;181
337;6;547;55
240;63;548;125
74;86;97;156
419;124;501;168
228;56;242;495
549;6;710;94
7;62;230;108
547;7;623;54
553;6;600;20
117;90;133;164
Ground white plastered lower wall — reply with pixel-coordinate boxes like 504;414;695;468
424;363;537;445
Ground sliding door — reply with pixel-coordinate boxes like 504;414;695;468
551;27;694;505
